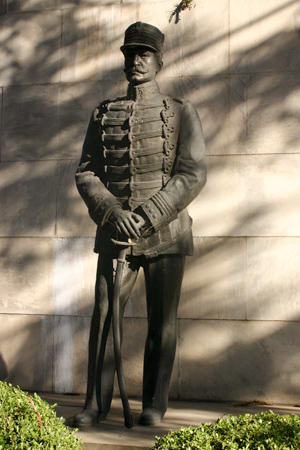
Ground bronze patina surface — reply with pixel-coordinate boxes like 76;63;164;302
74;21;206;429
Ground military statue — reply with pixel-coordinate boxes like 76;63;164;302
74;22;206;428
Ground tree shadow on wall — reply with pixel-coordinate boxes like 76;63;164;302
1;1;300;402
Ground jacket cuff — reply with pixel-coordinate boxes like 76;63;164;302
88;197;122;227
138;191;178;233
100;203;122;227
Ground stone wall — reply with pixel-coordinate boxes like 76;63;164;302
1;0;300;403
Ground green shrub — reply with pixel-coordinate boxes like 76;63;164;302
0;381;83;449
151;410;300;450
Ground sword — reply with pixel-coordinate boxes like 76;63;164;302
111;238;136;428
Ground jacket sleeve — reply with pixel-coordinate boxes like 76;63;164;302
75;108;122;226
135;100;206;234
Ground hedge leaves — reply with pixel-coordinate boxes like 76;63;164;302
0;382;83;450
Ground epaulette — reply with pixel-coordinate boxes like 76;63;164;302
98;96;127;107
94;96;128;120
98;99;112;109
173;97;188;105
94;99;112;120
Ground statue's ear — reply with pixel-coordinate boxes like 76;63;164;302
156;60;163;74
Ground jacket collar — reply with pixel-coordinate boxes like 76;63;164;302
127;80;160;101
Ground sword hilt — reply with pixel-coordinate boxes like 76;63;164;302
111;238;137;247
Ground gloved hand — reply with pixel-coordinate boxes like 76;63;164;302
107;207;145;239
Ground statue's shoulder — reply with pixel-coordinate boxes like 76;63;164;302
164;95;199;123
97;96;126;109
93;96;127;120
161;93;189;105
93;99;110;118
172;96;189;105
163;95;191;112
170;97;198;117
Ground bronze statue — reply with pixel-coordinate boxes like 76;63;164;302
74;21;206;428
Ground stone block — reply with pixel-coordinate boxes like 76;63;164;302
247;73;300;154
190;154;300;237
56;160;97;237
62;0;122;7
0;161;57;237
189;155;246;238
60;0;122;8
119;318;179;399
159;75;247;155
53;315;91;393
52;237;97;316
0;314;53;391
240;154;300;236
246;237;300;321
2;85;60;161
0;11;61;86
180;0;229;76
230;0;300;73
179;237;247;320
7;0;128;11
179;319;300;403
61;5;137;83
0;238;53;315
7;0;60;11
57;81;120;162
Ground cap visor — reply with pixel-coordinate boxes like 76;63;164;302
120;43;158;53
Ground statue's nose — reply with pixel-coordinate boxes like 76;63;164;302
133;54;141;65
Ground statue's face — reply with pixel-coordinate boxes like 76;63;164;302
124;46;161;85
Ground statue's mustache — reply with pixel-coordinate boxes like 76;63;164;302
124;67;148;75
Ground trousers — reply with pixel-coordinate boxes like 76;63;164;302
84;252;185;415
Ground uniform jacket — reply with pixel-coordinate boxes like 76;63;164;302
76;80;206;258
